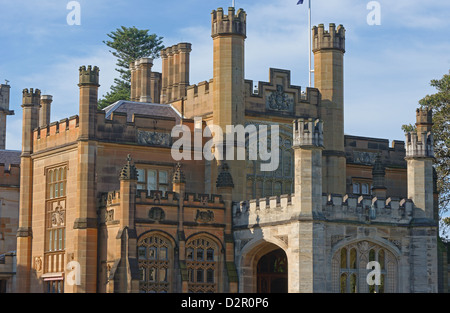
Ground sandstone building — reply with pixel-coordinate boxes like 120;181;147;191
6;7;448;293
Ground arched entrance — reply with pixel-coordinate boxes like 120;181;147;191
257;248;288;293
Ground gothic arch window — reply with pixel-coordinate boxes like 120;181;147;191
186;236;220;293
245;123;294;199
332;241;397;293
138;233;173;293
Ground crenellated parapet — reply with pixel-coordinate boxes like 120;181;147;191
211;7;246;38
293;118;324;148
233;192;419;229
22;88;41;107
33;116;79;151
312;23;345;53
233;194;293;227
405;131;434;159
78;65;100;87
322;194;414;224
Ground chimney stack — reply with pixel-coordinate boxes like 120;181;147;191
0;84;14;150
39;95;53;128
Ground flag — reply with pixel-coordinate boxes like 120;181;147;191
297;0;304;4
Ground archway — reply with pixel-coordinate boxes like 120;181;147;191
257;248;288;293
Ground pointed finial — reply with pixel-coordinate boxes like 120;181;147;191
120;154;138;180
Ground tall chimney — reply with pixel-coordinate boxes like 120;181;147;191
0;84;13;150
139;58;154;103
78;65;100;140
39;95;53;128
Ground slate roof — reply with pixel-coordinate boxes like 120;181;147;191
0;150;21;166
103;101;182;123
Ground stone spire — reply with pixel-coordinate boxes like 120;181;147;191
172;162;186;184
216;162;234;188
119;154;138;181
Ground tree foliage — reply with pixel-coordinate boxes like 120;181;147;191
98;26;164;109
403;71;450;240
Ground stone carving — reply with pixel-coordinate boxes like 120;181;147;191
357;240;370;253
195;210;215;223
138;130;171;147
105;210;114;222
353;151;377;165
149;207;165;222
51;206;65;227
34;256;42;272
266;84;294;111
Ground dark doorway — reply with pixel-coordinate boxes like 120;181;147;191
257;248;288;293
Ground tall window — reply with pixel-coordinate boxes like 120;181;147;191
138;234;172;293
186;237;218;293
246;124;294;199
136;168;170;193
45;165;67;275
333;241;397;293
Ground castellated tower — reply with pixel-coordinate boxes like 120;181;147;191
405;108;438;292
16;88;41;292
74;65;100;292
0;83;14;150
211;7;247;201
292;118;324;216
312;23;346;195
405;108;435;220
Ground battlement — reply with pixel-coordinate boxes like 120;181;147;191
405;131;434;159
232;192;415;228
186;80;212;98
211;7;246;38
416;108;432;124
33;116;80;151
416;108;433;133
100;189;225;211
293;118;324;147
78;65;100;86
322;194;413;224
312;23;345;53
22;88;41;106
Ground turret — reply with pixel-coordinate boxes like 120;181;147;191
312;23;346;195
292;118;324;215
211;7;247;201
78;65;100;140
405;109;435;220
21;88;41;154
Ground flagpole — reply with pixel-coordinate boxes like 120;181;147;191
308;0;312;87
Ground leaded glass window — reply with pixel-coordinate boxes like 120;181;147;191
138;234;172;293
334;241;397;293
186;237;219;293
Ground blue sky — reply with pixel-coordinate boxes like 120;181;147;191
0;0;449;151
